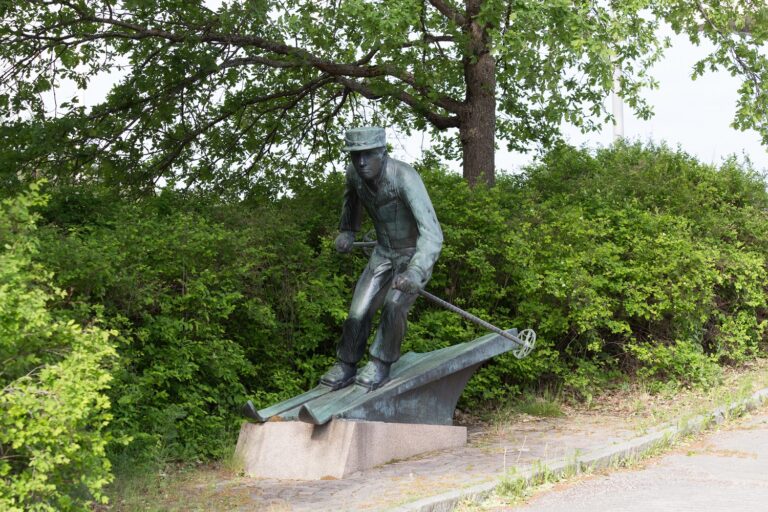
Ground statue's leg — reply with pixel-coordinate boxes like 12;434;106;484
355;251;419;390
369;287;419;364
355;287;418;390
321;255;392;388
337;258;393;362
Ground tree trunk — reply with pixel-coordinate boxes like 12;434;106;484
461;1;496;187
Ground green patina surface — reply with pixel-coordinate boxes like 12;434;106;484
251;329;519;426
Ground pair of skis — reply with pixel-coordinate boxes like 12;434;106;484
242;379;377;425
242;384;333;423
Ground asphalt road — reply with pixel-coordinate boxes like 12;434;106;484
512;410;768;512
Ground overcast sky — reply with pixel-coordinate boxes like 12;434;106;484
566;29;767;172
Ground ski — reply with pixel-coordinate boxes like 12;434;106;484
242;383;334;422
298;383;370;425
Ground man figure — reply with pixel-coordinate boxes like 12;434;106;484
320;127;443;391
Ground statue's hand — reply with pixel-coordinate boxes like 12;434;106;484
335;231;355;253
392;269;423;294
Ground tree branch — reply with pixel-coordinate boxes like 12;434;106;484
150;75;336;176
695;1;762;95
15;8;467;117
336;77;460;129
427;0;467;26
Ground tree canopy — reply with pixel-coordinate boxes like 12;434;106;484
0;1;766;192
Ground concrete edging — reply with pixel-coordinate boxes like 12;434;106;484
391;387;768;512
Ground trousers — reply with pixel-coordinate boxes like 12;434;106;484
336;246;419;364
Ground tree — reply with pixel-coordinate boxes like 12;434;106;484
0;1;765;191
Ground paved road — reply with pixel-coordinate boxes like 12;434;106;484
512;411;768;512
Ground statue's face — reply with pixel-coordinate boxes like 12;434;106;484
351;148;385;181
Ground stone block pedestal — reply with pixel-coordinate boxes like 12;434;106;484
234;419;467;480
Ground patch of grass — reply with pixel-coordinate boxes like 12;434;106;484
466;456;586;510
488;388;565;429
631;358;768;433
219;443;244;476
106;441;248;512
495;473;528;502
104;460;169;512
515;396;565;418
606;431;676;471
106;461;250;512
104;425;246;511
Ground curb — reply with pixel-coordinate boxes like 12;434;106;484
390;387;768;512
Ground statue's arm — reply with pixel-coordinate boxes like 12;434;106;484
402;168;443;287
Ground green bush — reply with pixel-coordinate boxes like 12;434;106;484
36;182;355;462
413;143;768;404
628;340;722;393
0;184;116;511
19;142;768;466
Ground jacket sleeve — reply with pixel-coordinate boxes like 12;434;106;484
338;166;362;233
400;167;443;286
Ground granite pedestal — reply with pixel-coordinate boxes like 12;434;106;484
234;419;467;480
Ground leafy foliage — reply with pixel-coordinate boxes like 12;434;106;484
0;184;116;511
0;1;765;188
35;181;356;462
440;142;768;401
18;143;767;470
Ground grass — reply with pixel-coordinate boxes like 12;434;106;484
105;461;253;512
487;387;565;434
455;456;586;511
104;440;246;512
515;395;565;418
627;358;768;434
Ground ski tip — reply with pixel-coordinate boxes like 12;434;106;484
298;404;328;425
241;400;268;422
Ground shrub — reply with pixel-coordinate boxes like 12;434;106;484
628;339;722;393
0;184;116;511
415;143;768;403
36;182;353;462
19;142;768;465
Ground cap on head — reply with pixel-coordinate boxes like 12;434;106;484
343;127;386;152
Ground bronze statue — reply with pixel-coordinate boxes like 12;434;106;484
240;128;535;423
320;127;443;391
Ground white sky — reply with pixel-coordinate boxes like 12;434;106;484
567;30;768;172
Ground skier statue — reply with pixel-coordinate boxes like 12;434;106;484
320;127;443;391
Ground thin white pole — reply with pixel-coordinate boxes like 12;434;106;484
612;65;624;141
